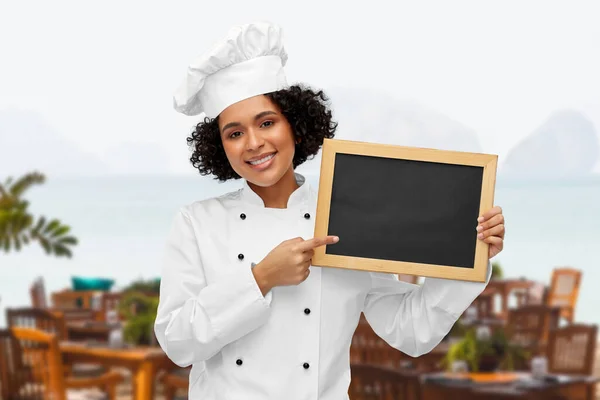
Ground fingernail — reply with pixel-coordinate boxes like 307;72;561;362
477;233;484;239
476;225;482;232
333;236;339;242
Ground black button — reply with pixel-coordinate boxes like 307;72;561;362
238;253;244;260
240;213;246;220
304;308;311;315
236;359;243;366
303;363;310;369
304;213;310;219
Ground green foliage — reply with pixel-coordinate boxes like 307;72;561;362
122;313;157;346
0;172;78;258
118;291;159;345
445;329;479;371
443;326;529;372
491;261;504;279
121;277;161;295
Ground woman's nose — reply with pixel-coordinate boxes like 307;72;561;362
245;129;265;150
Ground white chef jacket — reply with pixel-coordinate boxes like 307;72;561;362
154;172;491;400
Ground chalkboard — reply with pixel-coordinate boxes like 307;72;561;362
312;138;497;282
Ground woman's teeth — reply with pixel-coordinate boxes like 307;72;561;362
248;153;275;165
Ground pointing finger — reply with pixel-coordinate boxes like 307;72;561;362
299;236;339;251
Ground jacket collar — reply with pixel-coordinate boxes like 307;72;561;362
241;172;310;209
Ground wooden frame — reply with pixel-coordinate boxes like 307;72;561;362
313;138;497;282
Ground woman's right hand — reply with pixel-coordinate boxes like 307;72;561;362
252;235;339;295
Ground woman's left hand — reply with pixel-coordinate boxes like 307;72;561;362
477;205;505;259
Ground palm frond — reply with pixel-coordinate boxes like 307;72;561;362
31;216;77;258
0;177;13;198
31;216;46;237
52;243;73;258
9;172;45;198
43;219;61;235
1;173;78;258
56;236;77;245
1;236;9;252
38;235;51;254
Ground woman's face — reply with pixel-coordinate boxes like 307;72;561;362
218;94;296;187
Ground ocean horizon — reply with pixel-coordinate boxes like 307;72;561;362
1;172;599;328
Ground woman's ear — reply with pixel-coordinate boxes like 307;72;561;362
295;137;302;144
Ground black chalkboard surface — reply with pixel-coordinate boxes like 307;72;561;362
312;138;497;282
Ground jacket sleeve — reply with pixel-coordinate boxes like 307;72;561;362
362;261;491;358
154;208;273;367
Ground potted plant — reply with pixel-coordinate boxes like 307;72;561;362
443;326;529;372
118;291;159;346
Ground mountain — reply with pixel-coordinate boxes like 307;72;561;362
0;108;109;177
501;110;599;178
296;86;485;175
0;108;171;177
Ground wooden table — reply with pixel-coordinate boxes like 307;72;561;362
66;321;113;342
60;341;176;400
421;371;599;399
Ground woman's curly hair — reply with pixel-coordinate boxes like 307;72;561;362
186;84;338;182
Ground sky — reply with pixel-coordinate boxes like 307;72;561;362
1;0;599;175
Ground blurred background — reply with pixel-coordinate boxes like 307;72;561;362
1;1;599;399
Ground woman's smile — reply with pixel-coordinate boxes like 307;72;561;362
246;152;277;170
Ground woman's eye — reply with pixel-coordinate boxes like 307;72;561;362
261;120;273;128
229;131;241;138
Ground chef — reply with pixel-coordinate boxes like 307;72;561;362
154;21;505;400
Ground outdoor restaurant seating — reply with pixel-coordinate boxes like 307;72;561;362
347;266;598;400
1;327;124;400
0;266;597;399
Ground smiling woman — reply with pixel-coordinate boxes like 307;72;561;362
155;20;502;400
186;84;337;186
187;86;336;208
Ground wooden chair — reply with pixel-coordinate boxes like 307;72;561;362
30;277;48;309
547;323;597;376
545;267;582;323
6;307;107;378
471;287;496;319
514;281;547;307
351;315;406;368
10;326;124;400
348;363;421;400
0;328;32;399
6;307;69;341
160;367;191;400
99;292;124;322
506;304;560;357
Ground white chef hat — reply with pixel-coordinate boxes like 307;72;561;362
173;21;289;119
